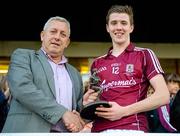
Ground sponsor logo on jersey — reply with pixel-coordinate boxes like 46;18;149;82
100;77;136;91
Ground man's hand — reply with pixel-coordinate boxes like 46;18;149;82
83;89;98;106
62;111;84;132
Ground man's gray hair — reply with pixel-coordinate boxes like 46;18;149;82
43;16;71;35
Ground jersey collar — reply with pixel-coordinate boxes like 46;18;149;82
106;42;135;58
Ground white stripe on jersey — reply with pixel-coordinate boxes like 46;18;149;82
134;47;163;74
94;53;108;61
147;49;164;73
161;106;177;131
94;49;113;61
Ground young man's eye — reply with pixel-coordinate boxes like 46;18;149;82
122;22;127;25
111;21;117;25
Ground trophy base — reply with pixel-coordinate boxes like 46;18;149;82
80;101;111;120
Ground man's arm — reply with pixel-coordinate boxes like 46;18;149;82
8;49;67;124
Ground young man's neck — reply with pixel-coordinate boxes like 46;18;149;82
112;41;130;57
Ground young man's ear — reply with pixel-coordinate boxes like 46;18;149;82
106;24;110;33
130;24;134;33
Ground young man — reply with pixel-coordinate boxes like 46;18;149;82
2;16;85;133
87;5;170;132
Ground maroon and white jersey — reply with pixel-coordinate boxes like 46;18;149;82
91;43;164;132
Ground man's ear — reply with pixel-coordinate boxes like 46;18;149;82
65;38;70;48
40;31;44;41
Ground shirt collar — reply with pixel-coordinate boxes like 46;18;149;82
41;47;67;65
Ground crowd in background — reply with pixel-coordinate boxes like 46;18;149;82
0;75;11;132
147;73;180;133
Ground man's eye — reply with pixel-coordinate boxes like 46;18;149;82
50;30;56;33
61;33;67;38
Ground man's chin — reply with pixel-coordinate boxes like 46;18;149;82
47;51;60;57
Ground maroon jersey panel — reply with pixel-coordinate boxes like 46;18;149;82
91;43;164;132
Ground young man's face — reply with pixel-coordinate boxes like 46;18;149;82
106;13;134;45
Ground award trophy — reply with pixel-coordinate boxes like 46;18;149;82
80;69;111;120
